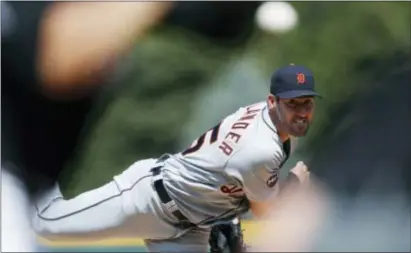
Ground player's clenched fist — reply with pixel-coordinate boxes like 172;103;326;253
287;161;310;186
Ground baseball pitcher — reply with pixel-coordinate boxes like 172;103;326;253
33;64;319;252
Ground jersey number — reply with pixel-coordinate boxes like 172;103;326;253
182;122;222;155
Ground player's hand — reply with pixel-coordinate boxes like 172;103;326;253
289;161;310;185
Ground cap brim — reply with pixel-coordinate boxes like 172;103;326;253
276;90;321;99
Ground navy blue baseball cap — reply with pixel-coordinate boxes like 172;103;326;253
270;64;321;99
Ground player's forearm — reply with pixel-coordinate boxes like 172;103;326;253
33;180;136;239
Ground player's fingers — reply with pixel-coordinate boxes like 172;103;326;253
296;161;305;167
296;161;309;172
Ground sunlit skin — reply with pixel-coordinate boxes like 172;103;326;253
267;94;315;141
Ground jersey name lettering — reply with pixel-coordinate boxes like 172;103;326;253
181;118;222;156
218;105;261;156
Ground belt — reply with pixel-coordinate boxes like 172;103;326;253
151;166;196;229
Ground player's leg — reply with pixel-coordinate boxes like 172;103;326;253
1;167;37;252
32;158;182;240
145;226;211;252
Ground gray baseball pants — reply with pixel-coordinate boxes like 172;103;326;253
33;158;210;252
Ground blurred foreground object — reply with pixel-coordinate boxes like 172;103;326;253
37;1;173;98
1;1;172;251
250;180;329;252
2;0;172;195
250;178;410;252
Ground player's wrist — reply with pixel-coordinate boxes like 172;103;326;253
285;171;301;186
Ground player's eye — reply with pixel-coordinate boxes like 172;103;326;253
285;100;314;110
304;100;314;107
285;103;297;109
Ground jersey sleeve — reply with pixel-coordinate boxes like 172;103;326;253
225;144;283;202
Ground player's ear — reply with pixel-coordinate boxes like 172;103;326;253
267;94;276;110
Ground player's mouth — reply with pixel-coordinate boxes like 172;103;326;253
294;118;307;125
293;118;308;131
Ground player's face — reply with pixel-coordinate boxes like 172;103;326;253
276;96;315;136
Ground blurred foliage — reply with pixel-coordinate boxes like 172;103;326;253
60;2;410;198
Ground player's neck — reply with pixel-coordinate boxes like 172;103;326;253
278;132;290;143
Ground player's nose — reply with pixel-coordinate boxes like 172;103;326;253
295;107;311;117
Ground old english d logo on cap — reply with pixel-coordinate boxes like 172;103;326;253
296;72;306;85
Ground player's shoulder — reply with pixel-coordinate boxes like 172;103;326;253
230;133;284;166
227;101;265;117
238;101;267;113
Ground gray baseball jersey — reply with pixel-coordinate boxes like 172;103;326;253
32;101;293;251
162;101;292;226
